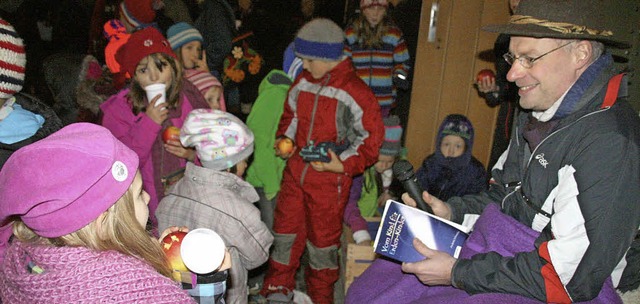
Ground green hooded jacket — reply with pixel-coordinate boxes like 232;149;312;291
245;70;292;199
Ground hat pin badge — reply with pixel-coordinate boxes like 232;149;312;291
111;161;128;182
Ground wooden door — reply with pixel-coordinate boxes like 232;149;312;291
404;0;510;168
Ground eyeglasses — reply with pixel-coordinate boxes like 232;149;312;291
503;42;574;69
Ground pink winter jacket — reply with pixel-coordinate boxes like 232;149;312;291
100;88;195;225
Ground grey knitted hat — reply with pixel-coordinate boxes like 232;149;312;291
294;18;344;61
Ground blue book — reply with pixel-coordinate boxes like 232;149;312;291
373;200;470;263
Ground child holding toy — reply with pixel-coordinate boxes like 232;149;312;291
260;18;384;304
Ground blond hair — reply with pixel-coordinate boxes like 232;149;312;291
13;186;173;278
129;53;183;115
351;13;393;49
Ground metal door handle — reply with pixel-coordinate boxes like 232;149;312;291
428;2;439;42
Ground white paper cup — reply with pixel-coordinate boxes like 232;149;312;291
180;228;226;274
144;83;166;107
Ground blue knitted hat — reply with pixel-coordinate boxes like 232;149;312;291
294;18;344;61
167;22;203;51
437;114;474;153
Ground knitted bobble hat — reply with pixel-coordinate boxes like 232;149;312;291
294;18;344;61
167;22;203;51
0;18;26;99
180;109;254;170
184;69;226;111
119;0;158;29
184;70;221;94
437;114;475;152
360;0;388;9
380;115;402;156
115;26;175;77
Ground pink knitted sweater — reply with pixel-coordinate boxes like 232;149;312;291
1;240;195;303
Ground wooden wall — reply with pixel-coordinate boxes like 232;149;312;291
404;0;511;168
403;0;640;168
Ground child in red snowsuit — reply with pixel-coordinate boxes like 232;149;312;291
260;18;385;304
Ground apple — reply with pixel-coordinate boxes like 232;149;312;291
278;137;294;154
476;69;495;83
161;231;189;272
162;126;180;143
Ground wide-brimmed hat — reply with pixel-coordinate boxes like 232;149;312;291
482;0;630;49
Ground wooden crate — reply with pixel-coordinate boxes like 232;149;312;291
344;217;381;292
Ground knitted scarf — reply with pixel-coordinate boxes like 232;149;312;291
1;240;195;303
523;54;612;150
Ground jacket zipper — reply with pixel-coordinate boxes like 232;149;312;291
506;108;611;210
300;75;331;187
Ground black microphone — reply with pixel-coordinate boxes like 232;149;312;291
392;160;434;214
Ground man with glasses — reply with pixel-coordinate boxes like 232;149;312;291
347;0;640;303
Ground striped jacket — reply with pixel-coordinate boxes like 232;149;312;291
344;25;410;109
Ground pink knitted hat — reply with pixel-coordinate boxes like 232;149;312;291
360;0;388;9
184;69;226;111
0;123;139;263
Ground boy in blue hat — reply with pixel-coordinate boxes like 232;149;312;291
260;18;384;304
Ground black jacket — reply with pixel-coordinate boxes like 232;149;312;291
0;93;62;170
450;56;640;302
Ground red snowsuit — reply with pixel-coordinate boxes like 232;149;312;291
262;58;384;303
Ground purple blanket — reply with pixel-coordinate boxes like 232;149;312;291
345;203;621;304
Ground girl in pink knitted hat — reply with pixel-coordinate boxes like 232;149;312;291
184;69;226;111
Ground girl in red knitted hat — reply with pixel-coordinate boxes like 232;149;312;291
100;27;207;234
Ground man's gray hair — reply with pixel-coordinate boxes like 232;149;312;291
589;41;605;62
563;39;605;63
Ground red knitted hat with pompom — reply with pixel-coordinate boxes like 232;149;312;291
115;26;175;77
119;0;158;29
